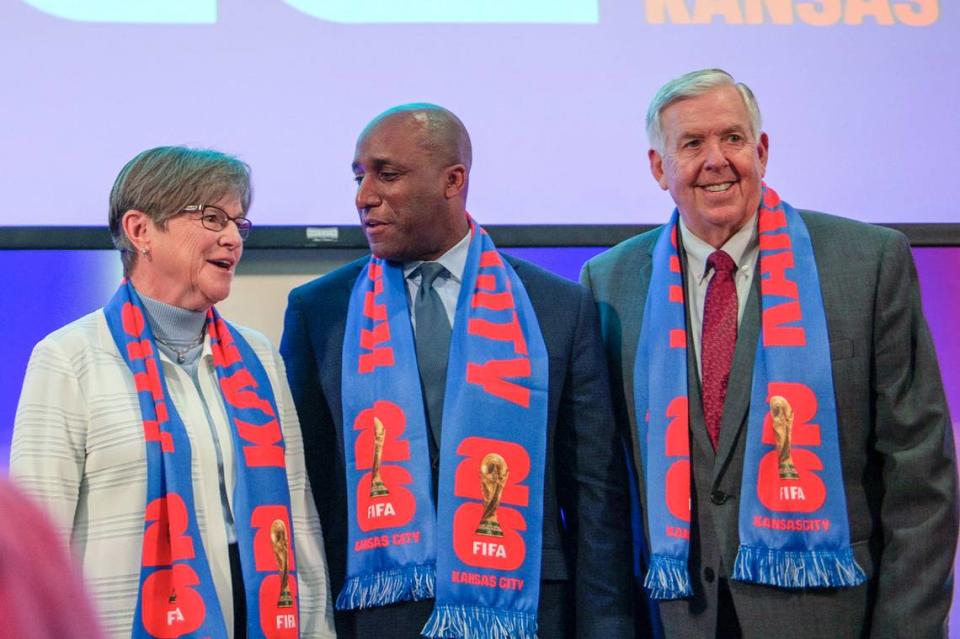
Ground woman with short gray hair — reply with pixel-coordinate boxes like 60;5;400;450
11;146;336;639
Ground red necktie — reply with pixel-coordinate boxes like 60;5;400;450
701;250;738;451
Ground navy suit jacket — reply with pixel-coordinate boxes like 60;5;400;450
281;253;634;638
581;211;958;638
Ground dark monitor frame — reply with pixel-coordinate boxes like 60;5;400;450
1;224;958;250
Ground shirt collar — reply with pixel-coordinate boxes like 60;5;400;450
402;228;471;283
678;211;759;284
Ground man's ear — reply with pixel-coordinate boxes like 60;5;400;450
757;132;770;178
444;164;467;199
122;210;153;253
649;149;669;190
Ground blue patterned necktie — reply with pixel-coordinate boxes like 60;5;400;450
414;262;452;449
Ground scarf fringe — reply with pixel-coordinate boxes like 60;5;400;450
644;554;693;600
421;604;538;639
732;545;867;588
335;564;435;610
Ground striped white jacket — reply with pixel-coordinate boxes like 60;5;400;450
10;309;336;638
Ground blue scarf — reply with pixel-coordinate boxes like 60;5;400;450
635;185;866;599
105;282;301;638
339;221;548;639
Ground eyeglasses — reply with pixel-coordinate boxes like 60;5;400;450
181;204;252;240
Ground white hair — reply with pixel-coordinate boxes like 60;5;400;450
646;68;762;153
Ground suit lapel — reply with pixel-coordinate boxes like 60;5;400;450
621;234;662;510
712;270;761;478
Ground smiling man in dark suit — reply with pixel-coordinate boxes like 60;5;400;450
581;68;958;638
281;103;633;638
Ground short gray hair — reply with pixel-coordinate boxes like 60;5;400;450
108;146;251;275
646;68;762;153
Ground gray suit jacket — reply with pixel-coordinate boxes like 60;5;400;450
581;210;958;639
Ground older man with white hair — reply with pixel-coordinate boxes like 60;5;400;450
581;68;958;638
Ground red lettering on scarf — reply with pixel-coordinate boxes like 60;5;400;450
251;506;297;572
143;420;174;453
761;383;822;447
758;208;786;233
236;417;286;467
454;437;531;505
762;302;806;347
476;274;497;290
258;576;300;638
757;383;827;513
759;231;792;252
664;397;691;524
127;339;154;361
763;187;782;211
359;348;395;373
668;285;684;303
363;291;387;322
138;354;174;452
669;330;686;349
452;437;529;570
479;250;503;267
759;205;806;348
354;401;416;530
135;358;164;400
141;564;206;637
357;466;416;530
142;493;195;566
468;312;528;355
358;264;394;373
212;318;243;367
453;504;527;570
665;397;690;456
220;369;277;417
666;525;690;539
670;255;681;273
752;516;830;532
760;248;799;300
122;302;146;337
360;321;391;350
354;401;411;465
466;358;532;408
472;291;514;311
250;508;301;638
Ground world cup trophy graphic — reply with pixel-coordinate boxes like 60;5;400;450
769;395;800;480
369;417;390;498
270;519;294;608
475;453;509;537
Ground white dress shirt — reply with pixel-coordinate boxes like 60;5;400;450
403;229;471;331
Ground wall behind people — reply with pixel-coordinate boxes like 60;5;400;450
3;2;958;230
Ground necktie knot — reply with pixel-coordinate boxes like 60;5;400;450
707;250;737;276
418;262;447;292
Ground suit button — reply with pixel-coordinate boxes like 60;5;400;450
710;489;729;505
432;457;440;470
704;567;715;583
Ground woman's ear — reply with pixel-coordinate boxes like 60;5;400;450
122;210;153;254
